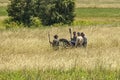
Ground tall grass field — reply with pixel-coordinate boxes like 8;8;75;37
0;0;120;80
0;26;120;79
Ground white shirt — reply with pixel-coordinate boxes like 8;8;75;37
75;36;83;47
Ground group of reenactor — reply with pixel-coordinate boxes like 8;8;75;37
70;31;87;47
49;29;87;49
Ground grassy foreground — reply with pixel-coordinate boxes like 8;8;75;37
0;26;120;79
1;68;120;80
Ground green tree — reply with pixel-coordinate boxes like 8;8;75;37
55;0;75;24
7;0;35;27
35;0;75;25
35;0;56;25
7;0;75;26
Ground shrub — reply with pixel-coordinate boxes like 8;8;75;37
7;0;35;27
30;17;42;27
7;0;75;27
35;0;75;26
4;18;24;29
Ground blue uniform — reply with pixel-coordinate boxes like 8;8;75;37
71;36;77;46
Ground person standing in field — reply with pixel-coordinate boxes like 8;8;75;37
71;31;77;46
81;32;87;47
75;32;83;47
49;35;59;50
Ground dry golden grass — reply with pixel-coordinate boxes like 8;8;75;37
0;3;8;7
0;26;120;71
76;4;120;8
0;0;9;7
76;0;120;8
0;16;8;29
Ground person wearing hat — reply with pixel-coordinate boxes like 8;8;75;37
75;32;83;47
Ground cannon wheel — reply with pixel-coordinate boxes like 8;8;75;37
59;38;71;48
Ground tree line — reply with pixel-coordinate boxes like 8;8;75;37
7;0;75;27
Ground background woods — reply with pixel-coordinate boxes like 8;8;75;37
7;0;75;26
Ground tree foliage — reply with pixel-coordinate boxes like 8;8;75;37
35;0;75;25
7;0;75;26
7;0;35;26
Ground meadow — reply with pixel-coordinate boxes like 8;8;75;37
0;26;120;79
0;0;120;80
